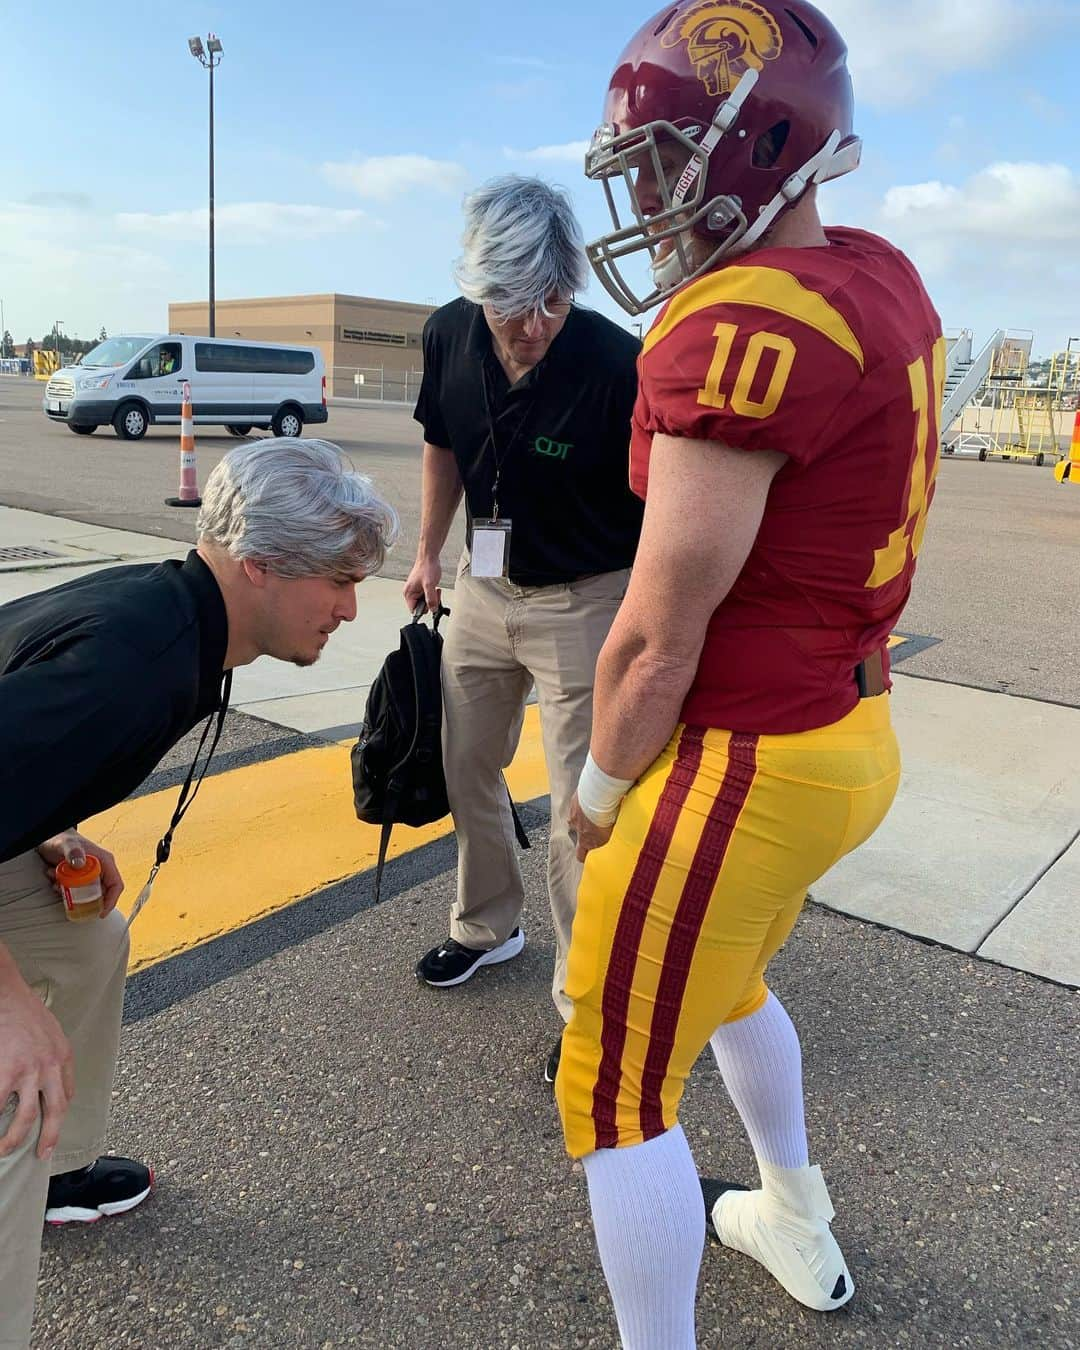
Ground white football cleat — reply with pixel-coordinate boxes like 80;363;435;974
702;1162;854;1312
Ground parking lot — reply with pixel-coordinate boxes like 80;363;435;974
2;374;1078;704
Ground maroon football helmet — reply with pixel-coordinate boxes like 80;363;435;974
584;0;861;313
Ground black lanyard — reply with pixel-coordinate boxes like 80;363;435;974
126;670;232;928
480;361;542;521
154;669;233;865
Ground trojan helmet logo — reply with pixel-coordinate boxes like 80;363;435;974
661;0;783;98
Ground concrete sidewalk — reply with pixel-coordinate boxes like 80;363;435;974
2;504;1077;988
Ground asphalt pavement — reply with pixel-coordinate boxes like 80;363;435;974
33;818;1080;1350
0;378;466;586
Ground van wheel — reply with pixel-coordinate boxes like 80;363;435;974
271;406;303;438
68;424;97;435
113;402;148;440
225;424;252;437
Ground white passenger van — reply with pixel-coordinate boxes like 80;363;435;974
43;333;328;440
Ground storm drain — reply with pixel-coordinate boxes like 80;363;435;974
0;546;63;561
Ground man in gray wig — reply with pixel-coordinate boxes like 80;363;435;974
405;175;643;1080
0;438;397;1348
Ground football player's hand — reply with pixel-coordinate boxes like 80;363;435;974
0;952;75;1160
403;558;442;615
37;831;125;915
569;792;615;862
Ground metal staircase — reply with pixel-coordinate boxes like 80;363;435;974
941;329;1005;437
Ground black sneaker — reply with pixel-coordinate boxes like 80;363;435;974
415;927;525;987
544;1034;563;1087
45;1156;154;1225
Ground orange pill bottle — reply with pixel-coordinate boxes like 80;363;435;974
56;856;104;923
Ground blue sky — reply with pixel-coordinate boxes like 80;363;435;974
4;0;1079;356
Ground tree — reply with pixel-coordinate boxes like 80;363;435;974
98;326;107;341
0;332;13;359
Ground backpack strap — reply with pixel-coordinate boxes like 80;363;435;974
502;773;531;850
373;817;394;905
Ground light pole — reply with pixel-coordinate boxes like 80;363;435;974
188;33;224;337
53;320;64;363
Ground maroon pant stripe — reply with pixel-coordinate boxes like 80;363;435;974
590;727;706;1150
639;733;760;1141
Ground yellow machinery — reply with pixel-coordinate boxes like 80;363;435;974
32;349;60;380
954;332;1079;468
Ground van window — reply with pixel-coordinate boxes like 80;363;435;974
129;342;183;380
194;343;315;375
82;335;153;369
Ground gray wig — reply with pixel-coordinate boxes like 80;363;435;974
454;175;589;321
197;438;399;578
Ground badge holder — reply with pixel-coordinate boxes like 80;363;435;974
470;518;512;578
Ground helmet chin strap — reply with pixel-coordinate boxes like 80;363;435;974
732;128;846;254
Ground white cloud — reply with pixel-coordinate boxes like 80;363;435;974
872;162;1080;349
0;202;176;338
503;141;590;164
822;0;1070;106
117;202;371;242
500;56;559;71
490;77;550;102
882;162;1080;244
321;154;466;202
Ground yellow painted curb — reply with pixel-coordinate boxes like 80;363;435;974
86;706;550;973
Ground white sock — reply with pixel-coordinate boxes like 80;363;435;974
709;992;809;1170
582;1125;703;1350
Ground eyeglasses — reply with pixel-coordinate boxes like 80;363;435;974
491;296;574;325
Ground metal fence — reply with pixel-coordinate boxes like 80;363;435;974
331;366;424;403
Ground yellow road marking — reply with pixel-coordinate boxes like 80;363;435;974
86;705;550;974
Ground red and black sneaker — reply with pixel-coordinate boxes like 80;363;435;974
45;1155;154;1225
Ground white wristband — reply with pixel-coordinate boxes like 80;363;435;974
576;753;634;827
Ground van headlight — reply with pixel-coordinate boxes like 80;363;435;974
78;374;113;390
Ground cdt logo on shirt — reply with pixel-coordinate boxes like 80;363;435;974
531;434;573;461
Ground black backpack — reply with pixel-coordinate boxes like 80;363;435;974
351;605;528;902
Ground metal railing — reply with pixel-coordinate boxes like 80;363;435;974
331;366;424;403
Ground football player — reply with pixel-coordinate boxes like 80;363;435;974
558;2;944;1344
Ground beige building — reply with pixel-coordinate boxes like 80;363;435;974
167;293;437;401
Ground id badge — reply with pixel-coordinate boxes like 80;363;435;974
470;518;512;578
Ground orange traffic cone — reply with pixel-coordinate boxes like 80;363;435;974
1054;407;1080;484
165;380;202;507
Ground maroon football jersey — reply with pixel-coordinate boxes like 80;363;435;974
632;227;944;733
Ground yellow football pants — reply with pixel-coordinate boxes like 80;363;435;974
557;694;900;1159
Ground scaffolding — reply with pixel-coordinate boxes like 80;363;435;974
949;332;1080;466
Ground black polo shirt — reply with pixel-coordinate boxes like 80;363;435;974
0;552;228;863
413;298;644;586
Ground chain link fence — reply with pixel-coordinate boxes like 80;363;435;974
331;366;424;403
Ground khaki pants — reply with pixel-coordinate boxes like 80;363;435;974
0;850;129;1350
441;557;630;1021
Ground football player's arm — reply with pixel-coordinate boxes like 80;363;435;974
571;434;784;850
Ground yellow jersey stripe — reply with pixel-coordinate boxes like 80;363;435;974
643;266;865;373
